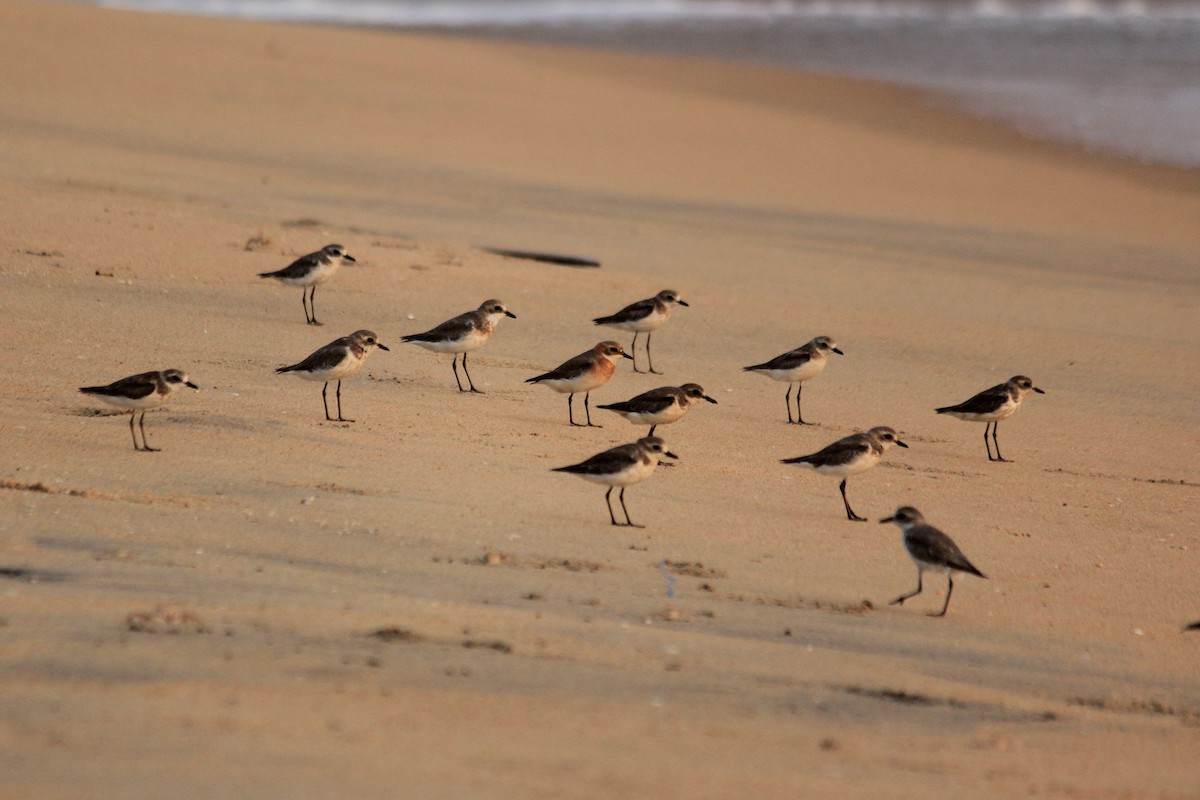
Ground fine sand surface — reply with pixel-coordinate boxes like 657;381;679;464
1;1;1198;797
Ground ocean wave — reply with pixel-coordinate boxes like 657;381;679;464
94;0;1200;28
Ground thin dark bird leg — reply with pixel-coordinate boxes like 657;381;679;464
983;422;995;461
308;285;322;326
618;487;643;528
568;394;581;427
931;576;954;617
784;384;795;424
451;355;465;392
839;478;866;522
795;383;813;425
335;380;353;422
991;421;1010;462
648;424;658;436
631;332;644;374
128;411;140;451
462;351;481;393
647;331;662;375
139;411;159;452
604;487;619;526
321;382;332;421
301;289;312;324
890;569;924;606
584;392;600;427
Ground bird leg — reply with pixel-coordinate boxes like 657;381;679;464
890;569;924;606
451;355;465;392
462;351;481;393
931;576;954;617
618;487;643;528
795;383;813;425
604;487;619;526
840;478;866;522
335;380;353;423
321;382;332;421
584;392;600;427
308;285;322;326
631;332;645;374
647;332;662;375
991;422;1010;462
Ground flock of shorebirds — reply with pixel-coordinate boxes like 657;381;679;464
78;243;1049;617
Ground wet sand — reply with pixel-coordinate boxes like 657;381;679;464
0;1;1198;797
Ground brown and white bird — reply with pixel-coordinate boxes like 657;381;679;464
743;335;843;424
401;299;516;392
258;244;357;326
880;506;987;617
782;426;908;521
276;329;388;422
79;369;199;452
936;375;1044;462
593;290;689;374
552;436;678;527
525;341;633;427
596;383;717;435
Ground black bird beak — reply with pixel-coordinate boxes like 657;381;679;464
377;343;391;351
677;300;690;307
879;515;895;524
1033;387;1045;394
663;451;679;460
833;347;845;355
185;381;200;390
896;439;909;448
621;352;634;360
344;254;357;262
703;395;718;404
505;311;517;319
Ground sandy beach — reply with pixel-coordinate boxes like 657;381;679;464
1;1;1198;797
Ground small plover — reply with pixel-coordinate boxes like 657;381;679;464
276;329;388;422
79;369;199;452
401;299;516;393
782;426;908;521
593;290;689;374
596;383;717;435
258;244;356;326
936;375;1044;462
525;341;633;427
743;336;843;424
552;436;678;527
880;506;987;617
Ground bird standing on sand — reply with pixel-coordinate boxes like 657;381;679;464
79;369;199;452
880;506;987;617
401;299;517;393
743;335;843;424
782;426;908;521
276;329;388;422
593;290;689;374
258;244;356;325
597;383;717;435
936;375;1044;462
525;341;633;427
553;436;678;527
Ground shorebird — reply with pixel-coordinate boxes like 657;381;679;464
79;369;199;452
936;375;1045;462
782;426;908;521
597;383;717;435
258;244;356;325
743;335;843;424
880;506;987;617
401;299;516;392
593;290;689;374
276;329;388;422
553;436;678;527
525;341;633;427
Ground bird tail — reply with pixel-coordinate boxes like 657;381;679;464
934;405;955;414
780;456;814;466
275;364;300;374
79;386;104;394
592;315;616;326
525;373;550;384
257;270;282;279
